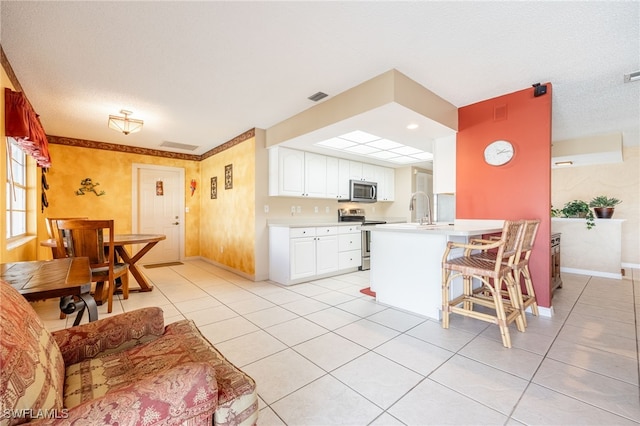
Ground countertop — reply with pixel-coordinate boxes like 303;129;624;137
371;221;504;236
267;217;406;228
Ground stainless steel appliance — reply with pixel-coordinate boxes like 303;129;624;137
341;180;377;203
338;208;386;270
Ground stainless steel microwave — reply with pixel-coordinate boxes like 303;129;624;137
346;180;377;203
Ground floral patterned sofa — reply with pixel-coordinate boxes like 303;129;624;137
0;279;258;426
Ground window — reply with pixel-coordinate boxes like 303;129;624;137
6;138;27;239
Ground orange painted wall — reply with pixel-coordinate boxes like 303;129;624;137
457;85;552;307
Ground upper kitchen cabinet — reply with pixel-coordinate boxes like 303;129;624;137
326;157;350;200
349;161;376;182
269;146;395;201
374;166;395;201
269;147;330;197
433;134;456;194
269;146;305;197
304;152;328;198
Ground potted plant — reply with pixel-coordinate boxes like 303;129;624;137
589;195;621;219
559;200;595;229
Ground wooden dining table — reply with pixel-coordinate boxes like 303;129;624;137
41;233;166;297
1;257;96;325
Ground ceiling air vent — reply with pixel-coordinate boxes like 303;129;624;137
160;141;199;151
308;92;328;102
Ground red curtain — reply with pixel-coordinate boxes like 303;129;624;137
4;88;51;167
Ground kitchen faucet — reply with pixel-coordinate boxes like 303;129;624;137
409;191;433;225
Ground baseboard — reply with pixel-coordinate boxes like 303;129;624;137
187;256;265;282
560;267;622;280
621;262;640;269
536;306;554;318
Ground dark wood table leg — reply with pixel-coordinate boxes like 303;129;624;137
115;242;159;292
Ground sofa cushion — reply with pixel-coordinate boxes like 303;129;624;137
64;319;257;426
0;280;65;426
164;320;258;426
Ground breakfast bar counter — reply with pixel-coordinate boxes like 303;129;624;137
369;221;504;319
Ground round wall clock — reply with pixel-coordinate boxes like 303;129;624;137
483;140;514;166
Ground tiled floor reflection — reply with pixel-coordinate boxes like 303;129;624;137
32;260;639;425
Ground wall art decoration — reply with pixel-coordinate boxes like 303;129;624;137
211;176;217;199
75;177;105;196
156;180;164;196
225;164;233;189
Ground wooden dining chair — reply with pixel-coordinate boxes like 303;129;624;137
46;217;89;258
54;219;129;313
441;220;526;348
46;217;89;320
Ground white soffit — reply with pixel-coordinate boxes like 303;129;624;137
552;132;623;168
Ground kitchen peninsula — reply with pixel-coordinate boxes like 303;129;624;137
369;220;504;319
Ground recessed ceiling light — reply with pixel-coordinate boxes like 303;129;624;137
390;146;423;155
316;137;357;149
406;123;419;130
340;130;380;143
366;138;403;150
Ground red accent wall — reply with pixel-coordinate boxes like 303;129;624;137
457;85;552;307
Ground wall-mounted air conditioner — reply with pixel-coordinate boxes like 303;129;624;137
552;132;623;168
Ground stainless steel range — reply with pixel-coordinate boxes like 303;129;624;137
338;208;386;270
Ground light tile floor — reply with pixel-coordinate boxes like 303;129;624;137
32;260;640;425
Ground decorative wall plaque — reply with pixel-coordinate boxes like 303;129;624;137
225;164;233;189
211;177;217;199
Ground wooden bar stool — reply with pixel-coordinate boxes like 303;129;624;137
469;219;540;327
441;220;526;348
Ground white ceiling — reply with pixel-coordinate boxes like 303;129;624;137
1;1;638;166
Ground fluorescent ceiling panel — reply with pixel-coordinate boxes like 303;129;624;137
340;130;381;143
366;138;404;150
388;156;420;164
390;146;423;155
411;152;434;160
368;151;401;159
344;144;381;154
316;137;358;149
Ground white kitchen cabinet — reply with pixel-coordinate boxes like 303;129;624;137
374;166;395;201
338;225;361;269
349;161;363;181
326;157;350;200
269;146;389;200
269;225;359;285
290;235;316;280
269;146;305;197
304;152;328;198
349;161;375;181
433;135;456;194
315;227;339;275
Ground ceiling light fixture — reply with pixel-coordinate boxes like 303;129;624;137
554;161;573;166
314;130;433;165
624;70;640;83
406;123;419;130
108;109;143;135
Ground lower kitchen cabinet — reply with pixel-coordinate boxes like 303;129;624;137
338;226;361;270
269;225;360;285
